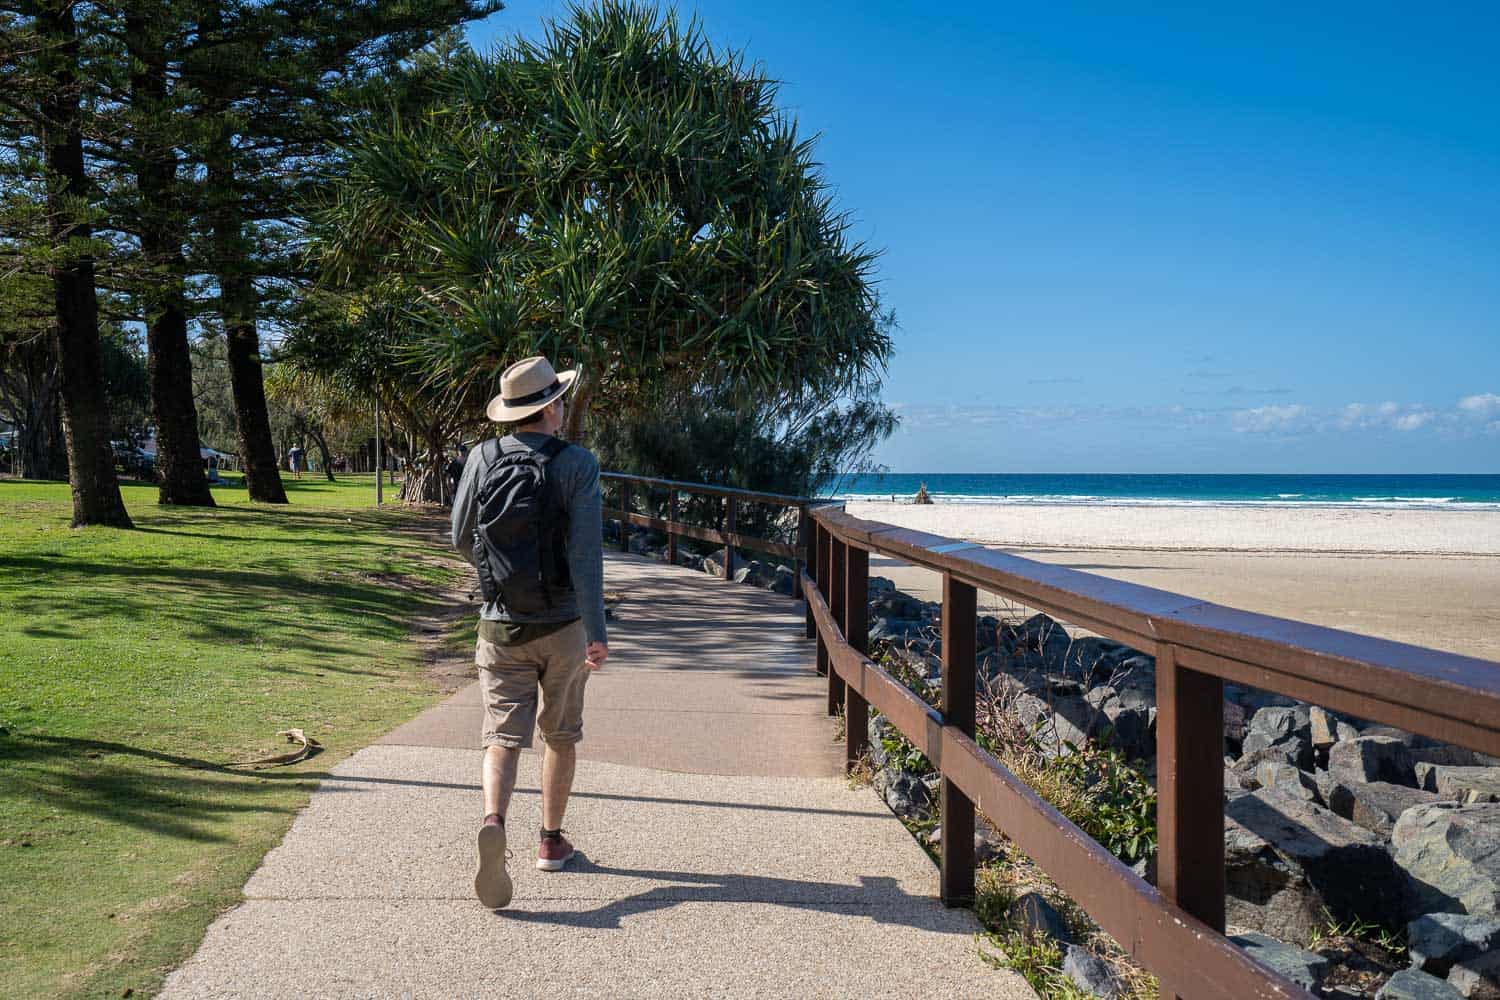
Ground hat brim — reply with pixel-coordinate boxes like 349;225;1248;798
485;367;581;423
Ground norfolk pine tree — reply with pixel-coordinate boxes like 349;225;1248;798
0;2;133;526
186;0;499;503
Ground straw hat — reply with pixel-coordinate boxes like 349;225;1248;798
485;356;580;423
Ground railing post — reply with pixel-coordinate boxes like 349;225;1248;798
815;522;830;678
794;504;809;603
722;497;736;580
828;536;847;717
1156;643;1226;982
618;481;632;553
801;506;816;637
940;571;976;908
845;544;869;773
666;489;678;566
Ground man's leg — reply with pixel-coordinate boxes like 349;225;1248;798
473;646;541;908
539;741;576;830
535;622;590;871
482;744;521;820
475;743;519;909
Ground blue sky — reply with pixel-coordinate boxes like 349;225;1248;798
468;3;1500;473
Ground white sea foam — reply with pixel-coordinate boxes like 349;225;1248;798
832;492;1500;511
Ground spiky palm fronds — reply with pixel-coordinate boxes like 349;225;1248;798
308;0;891;429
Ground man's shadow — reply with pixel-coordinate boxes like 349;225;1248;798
493;856;973;935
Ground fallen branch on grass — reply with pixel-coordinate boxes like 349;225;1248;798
229;729;323;768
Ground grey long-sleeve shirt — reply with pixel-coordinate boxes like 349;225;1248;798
450;432;607;645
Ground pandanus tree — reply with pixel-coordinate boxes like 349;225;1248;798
281;289;491;502
303;1;894;503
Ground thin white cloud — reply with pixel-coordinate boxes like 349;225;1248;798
1232;404;1311;434
1335;401;1437;432
1393;412;1434;431
897;394;1499;437
1459;393;1500;418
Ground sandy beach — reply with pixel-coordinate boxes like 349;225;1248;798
845;501;1500;663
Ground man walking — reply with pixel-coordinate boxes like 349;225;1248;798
450;356;608;910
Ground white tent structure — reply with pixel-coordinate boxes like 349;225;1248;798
138;436;238;481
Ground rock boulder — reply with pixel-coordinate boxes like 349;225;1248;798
1407;913;1500;977
1377;968;1465;1000
1329;735;1418;787
1008;891;1071;943
1062;945;1124;999
1448;951;1500;999
1084;685;1154;759
1224;789;1405;939
1393;803;1500;919
1416;765;1500;804
1249;705;1312;744
1234;736;1314;776
882;770;932;821
1254;763;1321;803
1013;692;1094;758
1326;780;1440;838
1230;931;1331;991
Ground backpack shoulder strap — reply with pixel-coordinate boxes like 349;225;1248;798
535;436;569;463
479;437;505;466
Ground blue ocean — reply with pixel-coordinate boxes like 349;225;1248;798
829;474;1500;510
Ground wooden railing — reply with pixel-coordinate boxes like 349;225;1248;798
599;473;818;594
805;506;1500;1000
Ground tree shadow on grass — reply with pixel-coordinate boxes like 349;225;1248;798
129;505;432;549
2;553;450;665
1;735;317;842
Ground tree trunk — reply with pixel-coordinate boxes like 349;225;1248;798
307;426;335;482
18;388;55;479
44;394;68;479
207;128;285;503
15;359;63;479
563;374;594;443
129;13;213;508
398;425;447;504
18;409;49;480
41;3;132;528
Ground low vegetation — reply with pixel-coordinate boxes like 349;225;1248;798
0;477;464;998
864;645;1160;998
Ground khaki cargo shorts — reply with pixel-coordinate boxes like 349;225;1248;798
475;620;590;750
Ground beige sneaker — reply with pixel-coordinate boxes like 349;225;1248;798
475;822;513;908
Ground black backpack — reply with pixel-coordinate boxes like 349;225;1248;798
473;435;572;614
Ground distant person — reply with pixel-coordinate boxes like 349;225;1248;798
446;444;468;501
287;444;304;480
451;356;607;910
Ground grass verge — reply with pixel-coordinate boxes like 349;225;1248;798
0;476;466;999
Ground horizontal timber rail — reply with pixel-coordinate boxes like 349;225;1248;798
600;472;830;592
806;505;1500;1000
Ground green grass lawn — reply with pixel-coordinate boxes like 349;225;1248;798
0;475;467;998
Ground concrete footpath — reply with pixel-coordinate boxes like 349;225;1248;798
161;553;1034;999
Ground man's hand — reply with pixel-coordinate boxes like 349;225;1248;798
585;642;609;670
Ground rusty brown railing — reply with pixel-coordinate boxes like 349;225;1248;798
599;473;819;594
805;506;1500;999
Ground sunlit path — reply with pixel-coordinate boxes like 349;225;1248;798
160;553;1035;998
